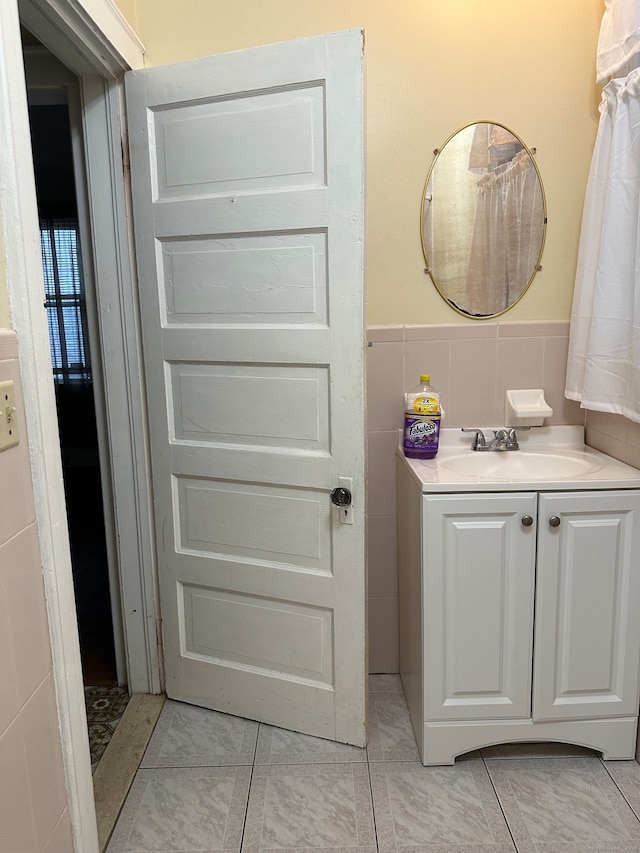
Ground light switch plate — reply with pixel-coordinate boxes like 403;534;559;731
0;380;19;451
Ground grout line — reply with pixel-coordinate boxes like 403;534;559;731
366;753;381;853
236;723;260;853
102;683;640;852
481;754;520;853
598;756;640;825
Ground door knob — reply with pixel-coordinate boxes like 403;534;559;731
330;487;352;507
521;515;534;527
549;515;561;528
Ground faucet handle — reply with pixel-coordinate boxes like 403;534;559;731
461;428;487;449
499;427;520;449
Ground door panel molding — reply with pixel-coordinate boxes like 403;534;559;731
126;29;366;745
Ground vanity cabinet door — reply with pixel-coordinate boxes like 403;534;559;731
533;490;640;722
423;493;537;721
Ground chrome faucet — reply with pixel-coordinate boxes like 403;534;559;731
461;427;520;451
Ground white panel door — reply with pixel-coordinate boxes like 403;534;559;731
423;493;537;721
533;490;640;722
125;30;366;745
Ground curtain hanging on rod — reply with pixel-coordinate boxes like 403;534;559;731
597;0;640;84
565;0;640;423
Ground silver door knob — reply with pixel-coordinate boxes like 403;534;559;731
549;515;561;528
521;515;534;527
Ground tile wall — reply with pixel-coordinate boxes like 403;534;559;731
366;320;585;673
0;330;72;853
586;410;640;470
1;314;630;845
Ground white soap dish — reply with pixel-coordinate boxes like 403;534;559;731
505;389;553;427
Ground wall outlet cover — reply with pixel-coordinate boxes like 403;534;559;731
0;380;19;451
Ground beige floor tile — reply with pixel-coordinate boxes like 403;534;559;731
255;724;366;765
369;673;404;694
242;763;375;853
99;685;640;853
370;759;515;852
367;690;420;761
106;766;251;853
604;760;640;820
141;699;258;767
486;756;640;852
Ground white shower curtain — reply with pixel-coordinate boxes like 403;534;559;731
597;0;640;83
467;150;544;316
565;67;640;422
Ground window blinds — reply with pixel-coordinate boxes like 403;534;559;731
40;217;90;383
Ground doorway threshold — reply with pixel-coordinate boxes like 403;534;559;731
92;693;165;852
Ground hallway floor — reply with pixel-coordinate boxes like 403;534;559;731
106;675;640;852
85;686;129;773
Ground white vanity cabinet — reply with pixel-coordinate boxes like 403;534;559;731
397;456;640;765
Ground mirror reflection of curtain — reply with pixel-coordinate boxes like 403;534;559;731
468;123;523;173
467;144;544;316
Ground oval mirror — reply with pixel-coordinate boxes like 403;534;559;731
421;122;546;318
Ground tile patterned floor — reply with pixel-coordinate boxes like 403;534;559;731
106;676;640;853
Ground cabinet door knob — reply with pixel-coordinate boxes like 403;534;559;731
521;515;534;527
549;515;561;528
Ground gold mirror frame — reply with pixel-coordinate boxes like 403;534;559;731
421;121;547;319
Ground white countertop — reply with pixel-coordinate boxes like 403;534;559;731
398;426;640;493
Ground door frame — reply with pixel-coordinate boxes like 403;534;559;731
23;43;130;685
0;1;153;849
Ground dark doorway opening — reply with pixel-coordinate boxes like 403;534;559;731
27;90;117;687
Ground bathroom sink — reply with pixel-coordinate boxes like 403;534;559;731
438;450;603;481
400;426;640;492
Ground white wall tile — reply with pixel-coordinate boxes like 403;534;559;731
367;431;399;517
42;810;73;853
367;516;398;599
449;338;498;426
2;524;53;705
0;717;36;853
368;597;399;673
0;587;19;737
0;335;69;847
542;336;584;426
21;675;69;851
494;336;544;421
366;341;404;431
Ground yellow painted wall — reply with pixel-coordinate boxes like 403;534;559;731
0;207;11;330
133;0;604;325
113;0;137;29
